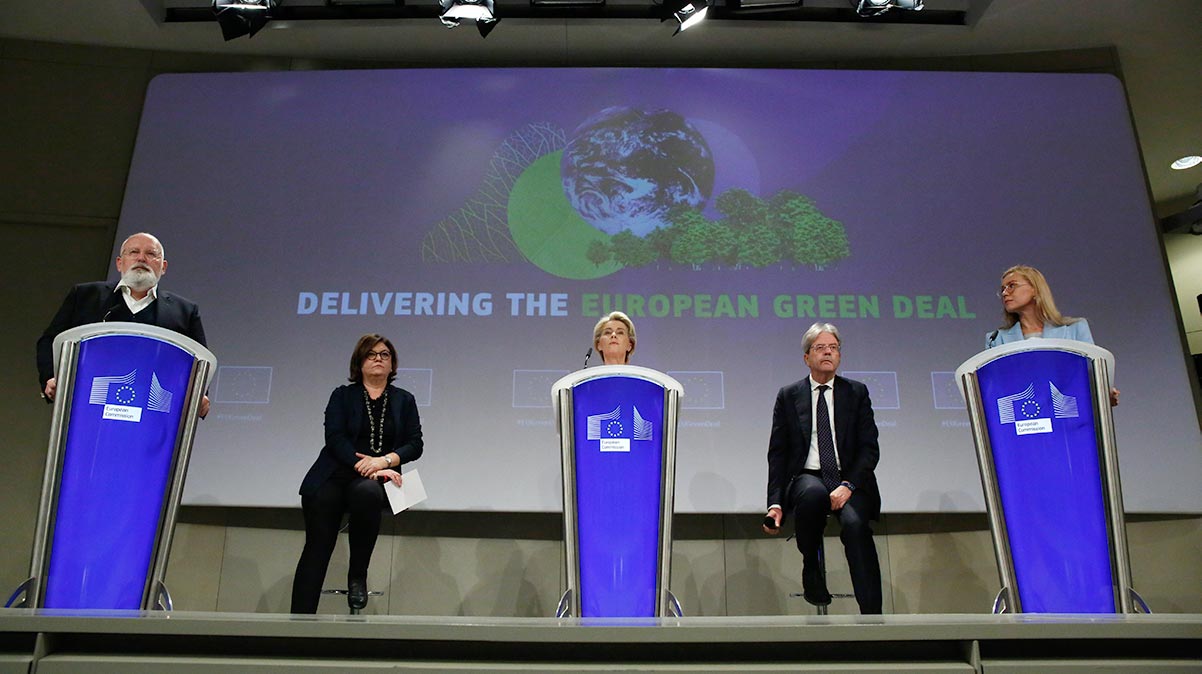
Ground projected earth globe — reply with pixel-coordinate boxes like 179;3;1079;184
561;107;715;238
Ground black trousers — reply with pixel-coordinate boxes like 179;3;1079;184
790;472;882;614
290;474;387;614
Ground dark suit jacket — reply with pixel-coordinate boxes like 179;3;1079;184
299;383;424;497
36;281;207;388
766;374;881;520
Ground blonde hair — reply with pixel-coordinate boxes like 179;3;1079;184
592;311;636;363
999;265;1076;328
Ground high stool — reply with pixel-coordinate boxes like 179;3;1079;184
811;537;854;616
789;533;854;615
320;586;384;615
320;521;385;615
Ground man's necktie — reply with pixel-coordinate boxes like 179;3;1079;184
815;385;840;492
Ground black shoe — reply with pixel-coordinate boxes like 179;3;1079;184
802;561;832;606
347;577;368;611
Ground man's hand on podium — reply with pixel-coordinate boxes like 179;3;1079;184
199;394;210;418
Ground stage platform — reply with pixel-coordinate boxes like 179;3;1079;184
1;611;1200;672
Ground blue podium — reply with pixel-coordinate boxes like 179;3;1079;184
956;339;1144;613
10;323;215;611
552;365;683;618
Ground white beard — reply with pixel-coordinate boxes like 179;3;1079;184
121;267;158;292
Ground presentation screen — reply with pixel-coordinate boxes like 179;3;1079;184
114;67;1202;512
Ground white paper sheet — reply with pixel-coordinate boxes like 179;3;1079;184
384;469;427;514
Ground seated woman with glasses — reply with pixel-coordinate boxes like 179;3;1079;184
986;264;1118;405
291;333;424;613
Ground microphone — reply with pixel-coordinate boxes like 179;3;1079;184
583;347;593;369
102;290;124;322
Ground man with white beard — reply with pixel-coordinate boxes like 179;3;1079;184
36;232;209;416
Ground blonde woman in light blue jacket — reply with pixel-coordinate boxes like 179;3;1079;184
986;264;1118;405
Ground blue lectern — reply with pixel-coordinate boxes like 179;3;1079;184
552;365;683;618
956;338;1143;613
10;323;215;611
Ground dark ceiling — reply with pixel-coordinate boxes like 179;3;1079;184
2;0;1199;218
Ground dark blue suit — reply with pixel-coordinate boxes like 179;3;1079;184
766;375;882;613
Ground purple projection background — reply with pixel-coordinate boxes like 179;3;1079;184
114;68;1201;513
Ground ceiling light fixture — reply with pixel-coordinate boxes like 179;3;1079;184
673;0;709;33
439;0;498;34
727;0;802;9
1171;155;1202;171
852;0;923;18
211;0;277;40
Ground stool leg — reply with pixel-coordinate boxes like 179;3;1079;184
815;539;829;616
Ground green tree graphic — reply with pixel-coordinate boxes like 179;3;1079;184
610;229;657;268
707;222;739;268
576;188;848;273
586;240;611;268
736;224;781;268
669;211;715;269
775;193;850;270
716;188;770;233
646;219;684;266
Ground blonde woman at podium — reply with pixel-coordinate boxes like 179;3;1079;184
593;311;636;365
986;264;1119;405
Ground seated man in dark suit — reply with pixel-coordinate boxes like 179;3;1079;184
763;321;882;614
37;232;210;416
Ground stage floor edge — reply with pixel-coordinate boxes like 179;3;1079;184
1;611;1200;672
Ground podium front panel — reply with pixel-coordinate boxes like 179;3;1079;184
44;333;196;610
571;375;666;617
977;348;1115;613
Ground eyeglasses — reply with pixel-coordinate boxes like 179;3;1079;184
997;281;1029;297
809;344;840;354
365;350;392;361
121;247;163;260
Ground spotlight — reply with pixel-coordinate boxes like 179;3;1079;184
211;0;277;40
1172;155;1202;171
439;0;498;33
673;0;709;32
728;0;801;8
852;0;923;17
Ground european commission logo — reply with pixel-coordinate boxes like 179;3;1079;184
996;381;1079;436
89;369;174;422
586;405;653;453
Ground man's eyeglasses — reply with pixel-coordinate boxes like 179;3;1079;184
121;248;163;260
997;281;1029;297
365;351;392;361
810;344;840;354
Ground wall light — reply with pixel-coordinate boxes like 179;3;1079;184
1171;155;1202;171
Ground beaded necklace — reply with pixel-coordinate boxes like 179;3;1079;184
363;387;389;457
